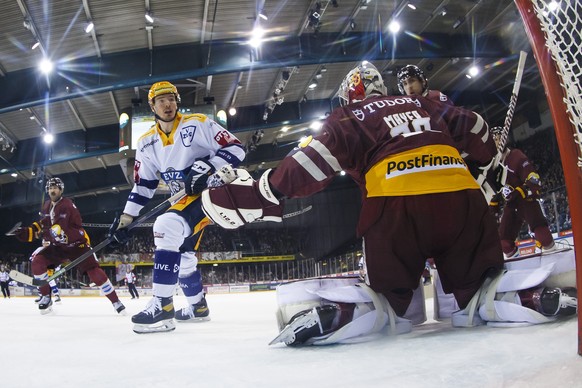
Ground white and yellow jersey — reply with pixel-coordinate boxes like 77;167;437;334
123;112;245;216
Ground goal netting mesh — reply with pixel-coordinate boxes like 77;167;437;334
530;0;582;167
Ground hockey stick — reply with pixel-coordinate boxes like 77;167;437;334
251;205;313;223
10;189;187;287
5;222;22;236
496;51;528;153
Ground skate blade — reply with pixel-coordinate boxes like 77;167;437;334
133;319;176;334
268;314;317;346
176;316;211;323
39;306;54;315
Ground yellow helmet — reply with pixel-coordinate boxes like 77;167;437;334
148;81;181;104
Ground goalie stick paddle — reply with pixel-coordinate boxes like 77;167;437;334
10;189;187;287
497;51;528;153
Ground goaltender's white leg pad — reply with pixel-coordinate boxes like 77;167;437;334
495;263;555;292
480;300;554;325
275;278;361;330
504;250;576;288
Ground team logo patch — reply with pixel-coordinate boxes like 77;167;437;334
133;160;141;183
214;130;237;146
352;109;365;121
180;125;196;147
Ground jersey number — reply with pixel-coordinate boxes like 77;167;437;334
386;117;431;137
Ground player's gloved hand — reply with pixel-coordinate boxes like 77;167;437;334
201;169;283;229
108;213;134;246
207;164;238;188
501;185;527;202
185;159;216;196
14;222;41;243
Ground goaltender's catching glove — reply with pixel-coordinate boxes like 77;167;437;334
108;213;134;246
201;169;283;229
185;159;216;196
14;222;41;243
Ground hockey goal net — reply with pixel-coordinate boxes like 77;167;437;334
514;0;582;355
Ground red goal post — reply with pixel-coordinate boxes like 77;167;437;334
514;0;582;355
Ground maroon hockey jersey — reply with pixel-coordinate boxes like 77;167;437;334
502;148;542;198
270;95;495;234
38;197;90;247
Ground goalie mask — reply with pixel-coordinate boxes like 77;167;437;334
45;177;64;193
397;65;428;96
339;62;387;106
148;81;181;106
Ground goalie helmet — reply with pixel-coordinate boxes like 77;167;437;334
45;177;64;192
397;65;428;96
148;81;181;105
339;62;387;106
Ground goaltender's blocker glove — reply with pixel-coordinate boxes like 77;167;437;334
201;169;283;229
185;159;216;196
107;213;134;246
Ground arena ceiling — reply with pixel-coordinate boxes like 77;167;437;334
0;0;550;224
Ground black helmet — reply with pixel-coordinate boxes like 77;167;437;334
397;65;428;95
45;177;64;192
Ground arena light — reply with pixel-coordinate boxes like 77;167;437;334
43;132;54;144
249;26;265;48
258;9;268;20
468;65;480;77
228;107;237;116
31;40;40;50
388;20;401;33
84;21;94;33
38;58;54;74
145;11;154;23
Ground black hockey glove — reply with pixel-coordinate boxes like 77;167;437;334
185;159;216;196
108;214;134;247
14;222;41;243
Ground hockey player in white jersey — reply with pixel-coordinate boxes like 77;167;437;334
109;81;245;333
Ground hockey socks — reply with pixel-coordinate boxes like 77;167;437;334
178;270;203;301
176;270;210;322
152;250;181;297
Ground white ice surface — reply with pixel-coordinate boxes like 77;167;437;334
0;292;580;388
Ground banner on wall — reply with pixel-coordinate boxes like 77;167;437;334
199;252;295;263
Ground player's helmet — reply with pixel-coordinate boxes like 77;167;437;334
490;126;504;146
397;65;428;95
339;62;387;106
148;81;181;105
45;177;64;192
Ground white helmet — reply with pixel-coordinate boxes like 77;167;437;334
45;177;64;192
339;62;387;106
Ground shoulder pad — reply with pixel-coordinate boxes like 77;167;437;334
183;113;208;123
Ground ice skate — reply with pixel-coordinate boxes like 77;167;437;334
175;297;211;322
34;294;42;303
113;301;126;315
269;304;340;346
534;287;577;316
54;294;62;304
132;296;175;334
38;294;53;315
